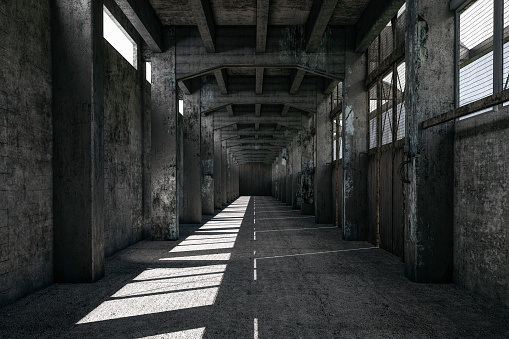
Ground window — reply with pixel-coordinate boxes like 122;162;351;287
179;99;184;115
146;62;151;83
103;7;137;68
458;0;494;106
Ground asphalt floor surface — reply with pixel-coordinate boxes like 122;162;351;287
1;196;509;338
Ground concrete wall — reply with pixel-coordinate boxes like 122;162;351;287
103;40;151;257
454;109;509;307
0;1;53;306
239;163;272;196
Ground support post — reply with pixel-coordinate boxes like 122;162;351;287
201;83;214;215
404;0;454;282
151;27;179;240
181;88;202;223
315;80;333;223
342;27;368;240
214;130;222;209
301;115;315;215
52;0;105;282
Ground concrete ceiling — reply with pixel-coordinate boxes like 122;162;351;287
148;0;371;26
121;0;404;164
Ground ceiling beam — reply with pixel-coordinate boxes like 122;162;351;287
255;123;260;130
112;0;163;52
214;68;228;94
355;0;405;53
290;69;306;94
203;103;315;117
188;0;216;53
305;0;339;52
256;0;270;53
324;79;340;95
255;104;261;117
226;105;235;117
281;104;290;117
256;67;264;95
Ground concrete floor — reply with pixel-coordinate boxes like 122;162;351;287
1;196;509;338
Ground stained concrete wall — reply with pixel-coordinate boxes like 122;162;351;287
239;163;272;196
103;39;150;257
0;0;53;307
454;109;509;307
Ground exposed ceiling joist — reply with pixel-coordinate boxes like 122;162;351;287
324;79;340;95
290;69;306;94
188;0;216;53
256;0;270;53
226;105;234;117
255;123;260;130
255;104;261;117
355;0;405;53
112;0;163;52
256;67;264;95
281;104;290;117
306;0;340;52
214;68;228;94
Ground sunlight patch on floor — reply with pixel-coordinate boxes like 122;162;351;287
77;196;251;328
137;327;206;339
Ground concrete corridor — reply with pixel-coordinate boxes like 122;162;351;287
1;196;509;338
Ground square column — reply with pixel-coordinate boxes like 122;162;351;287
201;99;214;215
52;0;105;282
404;0;454;282
286;143;293;206
214;130;222;209
221;140;227;205
301;115;315;215
292;133;302;209
315;82;333;224
181;90;202;223
342;26;368;240
151;27;179;240
280;149;286;203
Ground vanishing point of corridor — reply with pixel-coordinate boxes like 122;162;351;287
1;196;509;338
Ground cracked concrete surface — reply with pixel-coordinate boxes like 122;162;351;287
1;196;509;338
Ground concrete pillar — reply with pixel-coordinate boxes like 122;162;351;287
315;81;333;223
301;115;315;215
214;130;222;209
286;143;293;206
226;148;232;202
404;0;454;282
292;133;302;209
151;27;179;240
342;26;368;240
181;90;202;223
221;140;227;205
52;0;105;282
201;93;214;215
280;149;286;203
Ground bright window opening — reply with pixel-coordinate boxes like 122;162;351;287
145;62;151;83
179;99;184;115
103;7;137;68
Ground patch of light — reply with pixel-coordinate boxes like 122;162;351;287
137;327;205;339
171;242;235;252
103;7;136;67
133;265;227;281
77;287;220;324
146;62;151;83
179;99;184;115
112;273;224;298
159;253;231;261
77;197;251;326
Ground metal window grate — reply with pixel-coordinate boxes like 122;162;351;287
503;1;509;90
396;5;406;47
368;36;379;75
369;117;378;149
381;72;393;145
380;24;394;62
396;62;406;140
459;0;494;106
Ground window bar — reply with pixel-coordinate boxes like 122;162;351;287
494;0;503;95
